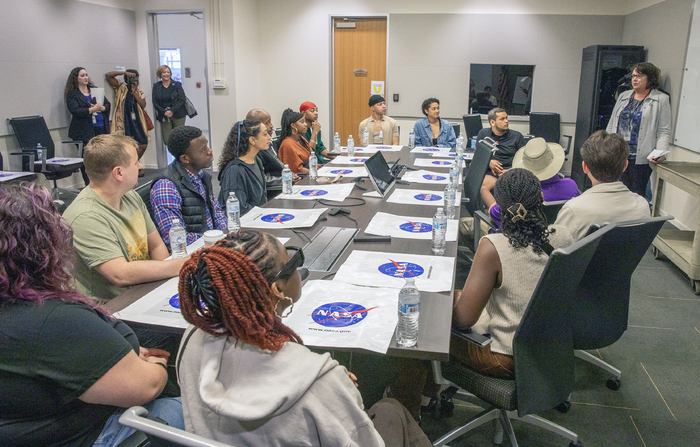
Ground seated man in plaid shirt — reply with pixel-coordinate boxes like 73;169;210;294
150;126;227;248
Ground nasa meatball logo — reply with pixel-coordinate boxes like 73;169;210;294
311;302;375;327
399;221;432;233
378;260;425;278
168;293;180;309
330;169;352;175
414;193;441;201
300;189;328;197
423;174;447;181
261;213;295;223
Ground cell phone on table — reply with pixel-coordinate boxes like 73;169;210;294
451;327;492;347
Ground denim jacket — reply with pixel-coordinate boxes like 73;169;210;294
413;118;456;148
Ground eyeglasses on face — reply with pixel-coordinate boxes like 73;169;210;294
631;73;647;79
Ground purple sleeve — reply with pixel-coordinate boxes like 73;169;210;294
490;204;502;228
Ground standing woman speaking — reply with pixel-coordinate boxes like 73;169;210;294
106;69;150;169
606;62;671;197
152;65;187;147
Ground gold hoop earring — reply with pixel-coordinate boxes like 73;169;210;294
278;296;294;318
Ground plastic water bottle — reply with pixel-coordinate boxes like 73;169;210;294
432;207;447;255
347;135;355;157
282;164;293;195
309;152;318;180
169;219;187;258
334;132;341;152
456;134;465;152
397;278;420;348
449;162;460;191
408;129;416;149
444;183;456;219
36;143;47;172
226;192;241;232
362;127;369;146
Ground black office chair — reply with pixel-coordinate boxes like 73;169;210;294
8;115;84;201
571;216;672;391
451;122;460;140
134;181;156;225
432;225;611;447
462;114;483;142
119;406;232;447
459;140;494;249
529;112;573;155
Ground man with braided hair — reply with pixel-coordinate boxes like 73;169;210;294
177;229;431;447
555;130;649;240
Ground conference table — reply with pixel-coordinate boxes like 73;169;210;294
107;145;463;362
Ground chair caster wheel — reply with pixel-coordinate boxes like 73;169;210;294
439;397;454;418
569;441;583;447
606;377;621;390
691;279;700;295
555;401;571;413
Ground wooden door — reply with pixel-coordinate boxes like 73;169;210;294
333;18;387;144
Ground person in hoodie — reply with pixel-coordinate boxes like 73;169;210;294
176;229;431;447
218;119;270;215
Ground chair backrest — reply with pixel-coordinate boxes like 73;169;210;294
119;406;233;447
462;139;493;215
529;112;560;143
542;200;568;225
134;181;156;224
513;224;612;417
462;114;483;141
572;216;671;350
8;116;56;159
451;123;460;139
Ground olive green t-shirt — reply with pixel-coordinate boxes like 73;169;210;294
63;187;156;303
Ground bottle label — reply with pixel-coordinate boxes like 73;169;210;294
433;222;445;231
228;204;240;213
400;303;419;313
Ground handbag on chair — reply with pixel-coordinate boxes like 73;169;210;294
185;97;198;118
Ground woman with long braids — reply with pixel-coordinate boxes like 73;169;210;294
0;184;183;446
177;230;431;446
277;108;311;174
452;168;573;378
217;119;271;215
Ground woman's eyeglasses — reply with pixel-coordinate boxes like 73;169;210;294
272;247;306;282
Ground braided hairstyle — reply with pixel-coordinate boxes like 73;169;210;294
494;168;554;255
178;229;302;351
217;119;262;172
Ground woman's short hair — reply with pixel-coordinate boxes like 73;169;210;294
421;98;440;116
0;183;95;307
580;130;629;183
156;65;171;79
84;134;136;183
632;62;661;90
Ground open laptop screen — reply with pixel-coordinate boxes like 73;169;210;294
364;151;396;197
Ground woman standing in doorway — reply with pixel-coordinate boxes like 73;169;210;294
152;65;187;147
106;69;150;173
606;62;671;197
412;97;456;148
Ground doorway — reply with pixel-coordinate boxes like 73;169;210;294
332;17;387;144
148;12;211;167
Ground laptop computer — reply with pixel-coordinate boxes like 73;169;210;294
364;151;404;197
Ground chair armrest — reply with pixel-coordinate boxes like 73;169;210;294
61;140;84;157
119;407;232;447
452;327;492;347
10;152;35;168
473;209;495;251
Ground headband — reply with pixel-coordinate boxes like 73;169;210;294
299;101;316;113
369;95;385;107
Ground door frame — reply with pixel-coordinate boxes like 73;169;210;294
146;10;212;169
328;14;390;140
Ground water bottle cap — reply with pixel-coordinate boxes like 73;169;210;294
405;277;416;285
172;218;180;224
437;207;444;213
284;164;289;168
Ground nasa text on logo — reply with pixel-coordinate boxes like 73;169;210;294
300;189;328;197
261;213;295;224
330;169;352;175
311;302;376;327
399;221;432;233
378;260;425;278
350;158;368;162
168;293;180;309
414;193;441;201
423;174;447;181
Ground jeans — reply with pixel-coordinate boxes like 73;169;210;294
92;397;184;447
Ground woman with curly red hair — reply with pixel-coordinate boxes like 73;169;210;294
0;183;183;447
177;229;431;446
